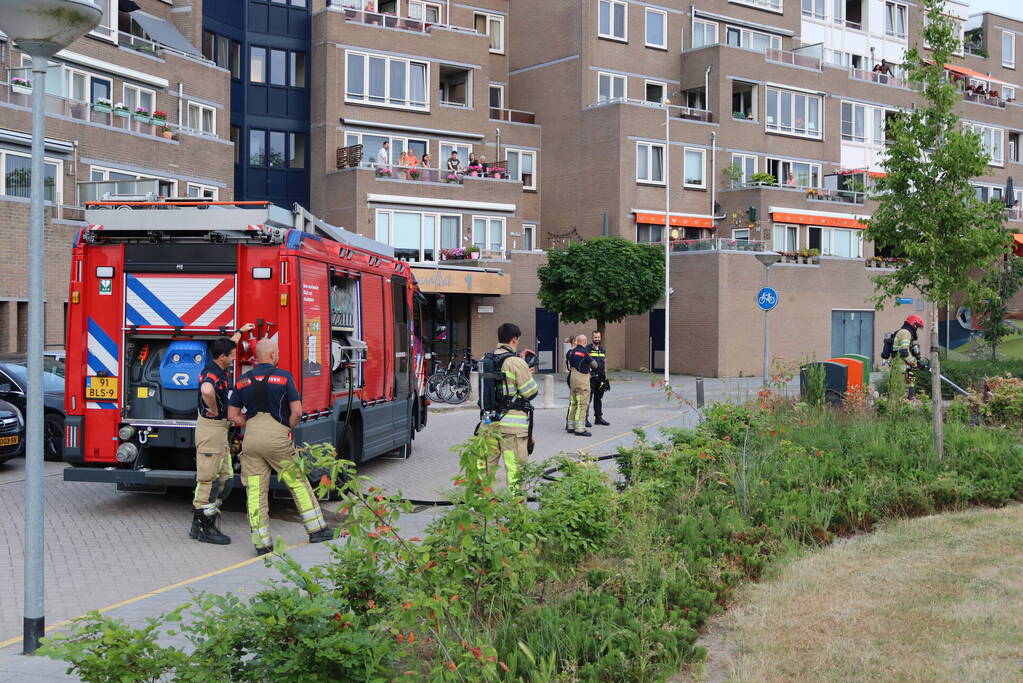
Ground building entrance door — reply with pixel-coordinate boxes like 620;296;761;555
535;308;559;373
831;310;874;361
649;308;665;373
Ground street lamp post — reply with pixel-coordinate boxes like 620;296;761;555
0;0;102;655
663;99;671;384
755;251;781;385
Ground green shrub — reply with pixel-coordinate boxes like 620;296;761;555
537;458;614;565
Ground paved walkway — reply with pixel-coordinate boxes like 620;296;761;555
0;372;775;680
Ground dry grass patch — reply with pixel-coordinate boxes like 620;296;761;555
696;505;1023;683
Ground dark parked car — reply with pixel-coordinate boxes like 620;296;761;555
0;356;65;461
0;399;24;464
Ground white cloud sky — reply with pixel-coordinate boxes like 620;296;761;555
967;0;1022;18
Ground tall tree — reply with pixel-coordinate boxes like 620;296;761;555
865;0;1010;457
536;237;664;341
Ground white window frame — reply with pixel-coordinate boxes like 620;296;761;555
691;18;718;48
765;87;823;139
730;153;758;185
644;79;667;104
375;209;462;261
766;157;822;188
65;67;112;104
598;71;626;102
725;26;782;53
344;50;430;111
522;223;537;251
439;141;472;168
819;227;863;258
88;165;177;199
1004;85;1016;101
772;223;799;251
733;228;751;240
89;0;116;42
1;150;62;205
636;141;665;185
409;0;443;23
684;147;706;188
121;84;156;116
186;101;217;136
966;123;1005;167
186;183;219;200
489;83;504;110
802;0;824;20
884;2;907;39
1004;31;1016;69
731;0;783;13
598;0;628;42
645;8;667;49
471;216;506;254
474;12;505;54
505;149;537;190
841;101;867;143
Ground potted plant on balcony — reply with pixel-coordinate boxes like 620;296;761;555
408;167;421;180
11;77;32;95
805;187;820;200
152;110;168;123
134;107;152;124
722;163;743;189
750;171;777;187
113;102;131;117
376;167;392;178
94;97;113;113
445;172;460;183
441;247;466;260
470;249;481;259
160;126;174;140
490;166;507;179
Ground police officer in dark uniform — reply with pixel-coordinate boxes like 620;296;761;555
189;322;255;545
586;330;610;426
227;338;333;556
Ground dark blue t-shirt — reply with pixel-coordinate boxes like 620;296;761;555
197;362;231;420
228;363;300;427
568;345;593;374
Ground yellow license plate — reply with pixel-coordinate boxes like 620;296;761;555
0;435;18;447
85;376;118;401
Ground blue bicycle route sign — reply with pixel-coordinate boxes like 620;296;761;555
757;287;778;311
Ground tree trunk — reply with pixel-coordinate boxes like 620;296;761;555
930;301;945;460
596;320;606;342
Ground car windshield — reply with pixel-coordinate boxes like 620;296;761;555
0;362;65;393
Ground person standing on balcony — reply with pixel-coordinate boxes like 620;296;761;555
479;154;490;176
406;149;420;179
398;149;411;179
446;150;461;174
376;141;391;173
421;152;432;182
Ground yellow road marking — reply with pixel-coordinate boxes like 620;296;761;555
575;413;681;454
0;540;310;650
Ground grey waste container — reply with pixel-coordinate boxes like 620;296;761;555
800;361;848;404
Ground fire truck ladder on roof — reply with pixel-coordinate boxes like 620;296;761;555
83;200;296;242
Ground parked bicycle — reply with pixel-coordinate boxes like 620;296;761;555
426;348;475;404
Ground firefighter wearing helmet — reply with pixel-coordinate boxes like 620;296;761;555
894;314;926;399
228;338;334;555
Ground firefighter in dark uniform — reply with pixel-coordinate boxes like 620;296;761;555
565;334;596;436
189;323;254;545
228;338;333;556
586;330;610;426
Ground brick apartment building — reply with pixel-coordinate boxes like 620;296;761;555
506;0;1023;375
0;0;233;352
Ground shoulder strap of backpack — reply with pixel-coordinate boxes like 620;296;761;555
253;368;277;413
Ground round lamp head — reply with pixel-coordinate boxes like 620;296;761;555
755;251;782;268
0;0;103;58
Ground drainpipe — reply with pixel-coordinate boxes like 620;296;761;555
710;131;717;223
704;65;711;111
177;82;183;128
495;127;501;162
446;0;451;26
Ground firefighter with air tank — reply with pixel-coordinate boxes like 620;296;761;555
893;313;928;399
228;338;334;555
479;323;539;490
189;322;255;545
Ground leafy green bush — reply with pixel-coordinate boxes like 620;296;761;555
536;458;613;565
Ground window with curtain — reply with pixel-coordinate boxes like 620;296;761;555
636;142;665;183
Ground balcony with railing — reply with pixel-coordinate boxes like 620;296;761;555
963;90;1006;108
489;107;536;124
327;0;479;36
724;180;865;206
1008;207;1023;222
730;0;783;11
672;238;766;253
849;68;912;90
117;29;213;66
766;44;823;70
0;80;220;142
585;97;713;122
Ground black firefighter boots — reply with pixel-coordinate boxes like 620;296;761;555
308;526;336;544
595;416;610;426
191;509;231;545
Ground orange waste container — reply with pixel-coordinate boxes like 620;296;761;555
828;357;864;394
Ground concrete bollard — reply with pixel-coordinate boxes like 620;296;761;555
543;374;555;408
696;375;705;408
468;370;479;404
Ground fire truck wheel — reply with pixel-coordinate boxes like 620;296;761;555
43;413;65;462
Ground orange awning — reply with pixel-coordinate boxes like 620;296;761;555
772;211;866;229
944;63;1012;87
1013;234;1023;257
634;211;714;228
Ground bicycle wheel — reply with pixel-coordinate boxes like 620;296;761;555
426;372;447;402
440;374;472;405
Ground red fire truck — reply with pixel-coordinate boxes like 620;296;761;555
62;200;428;492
